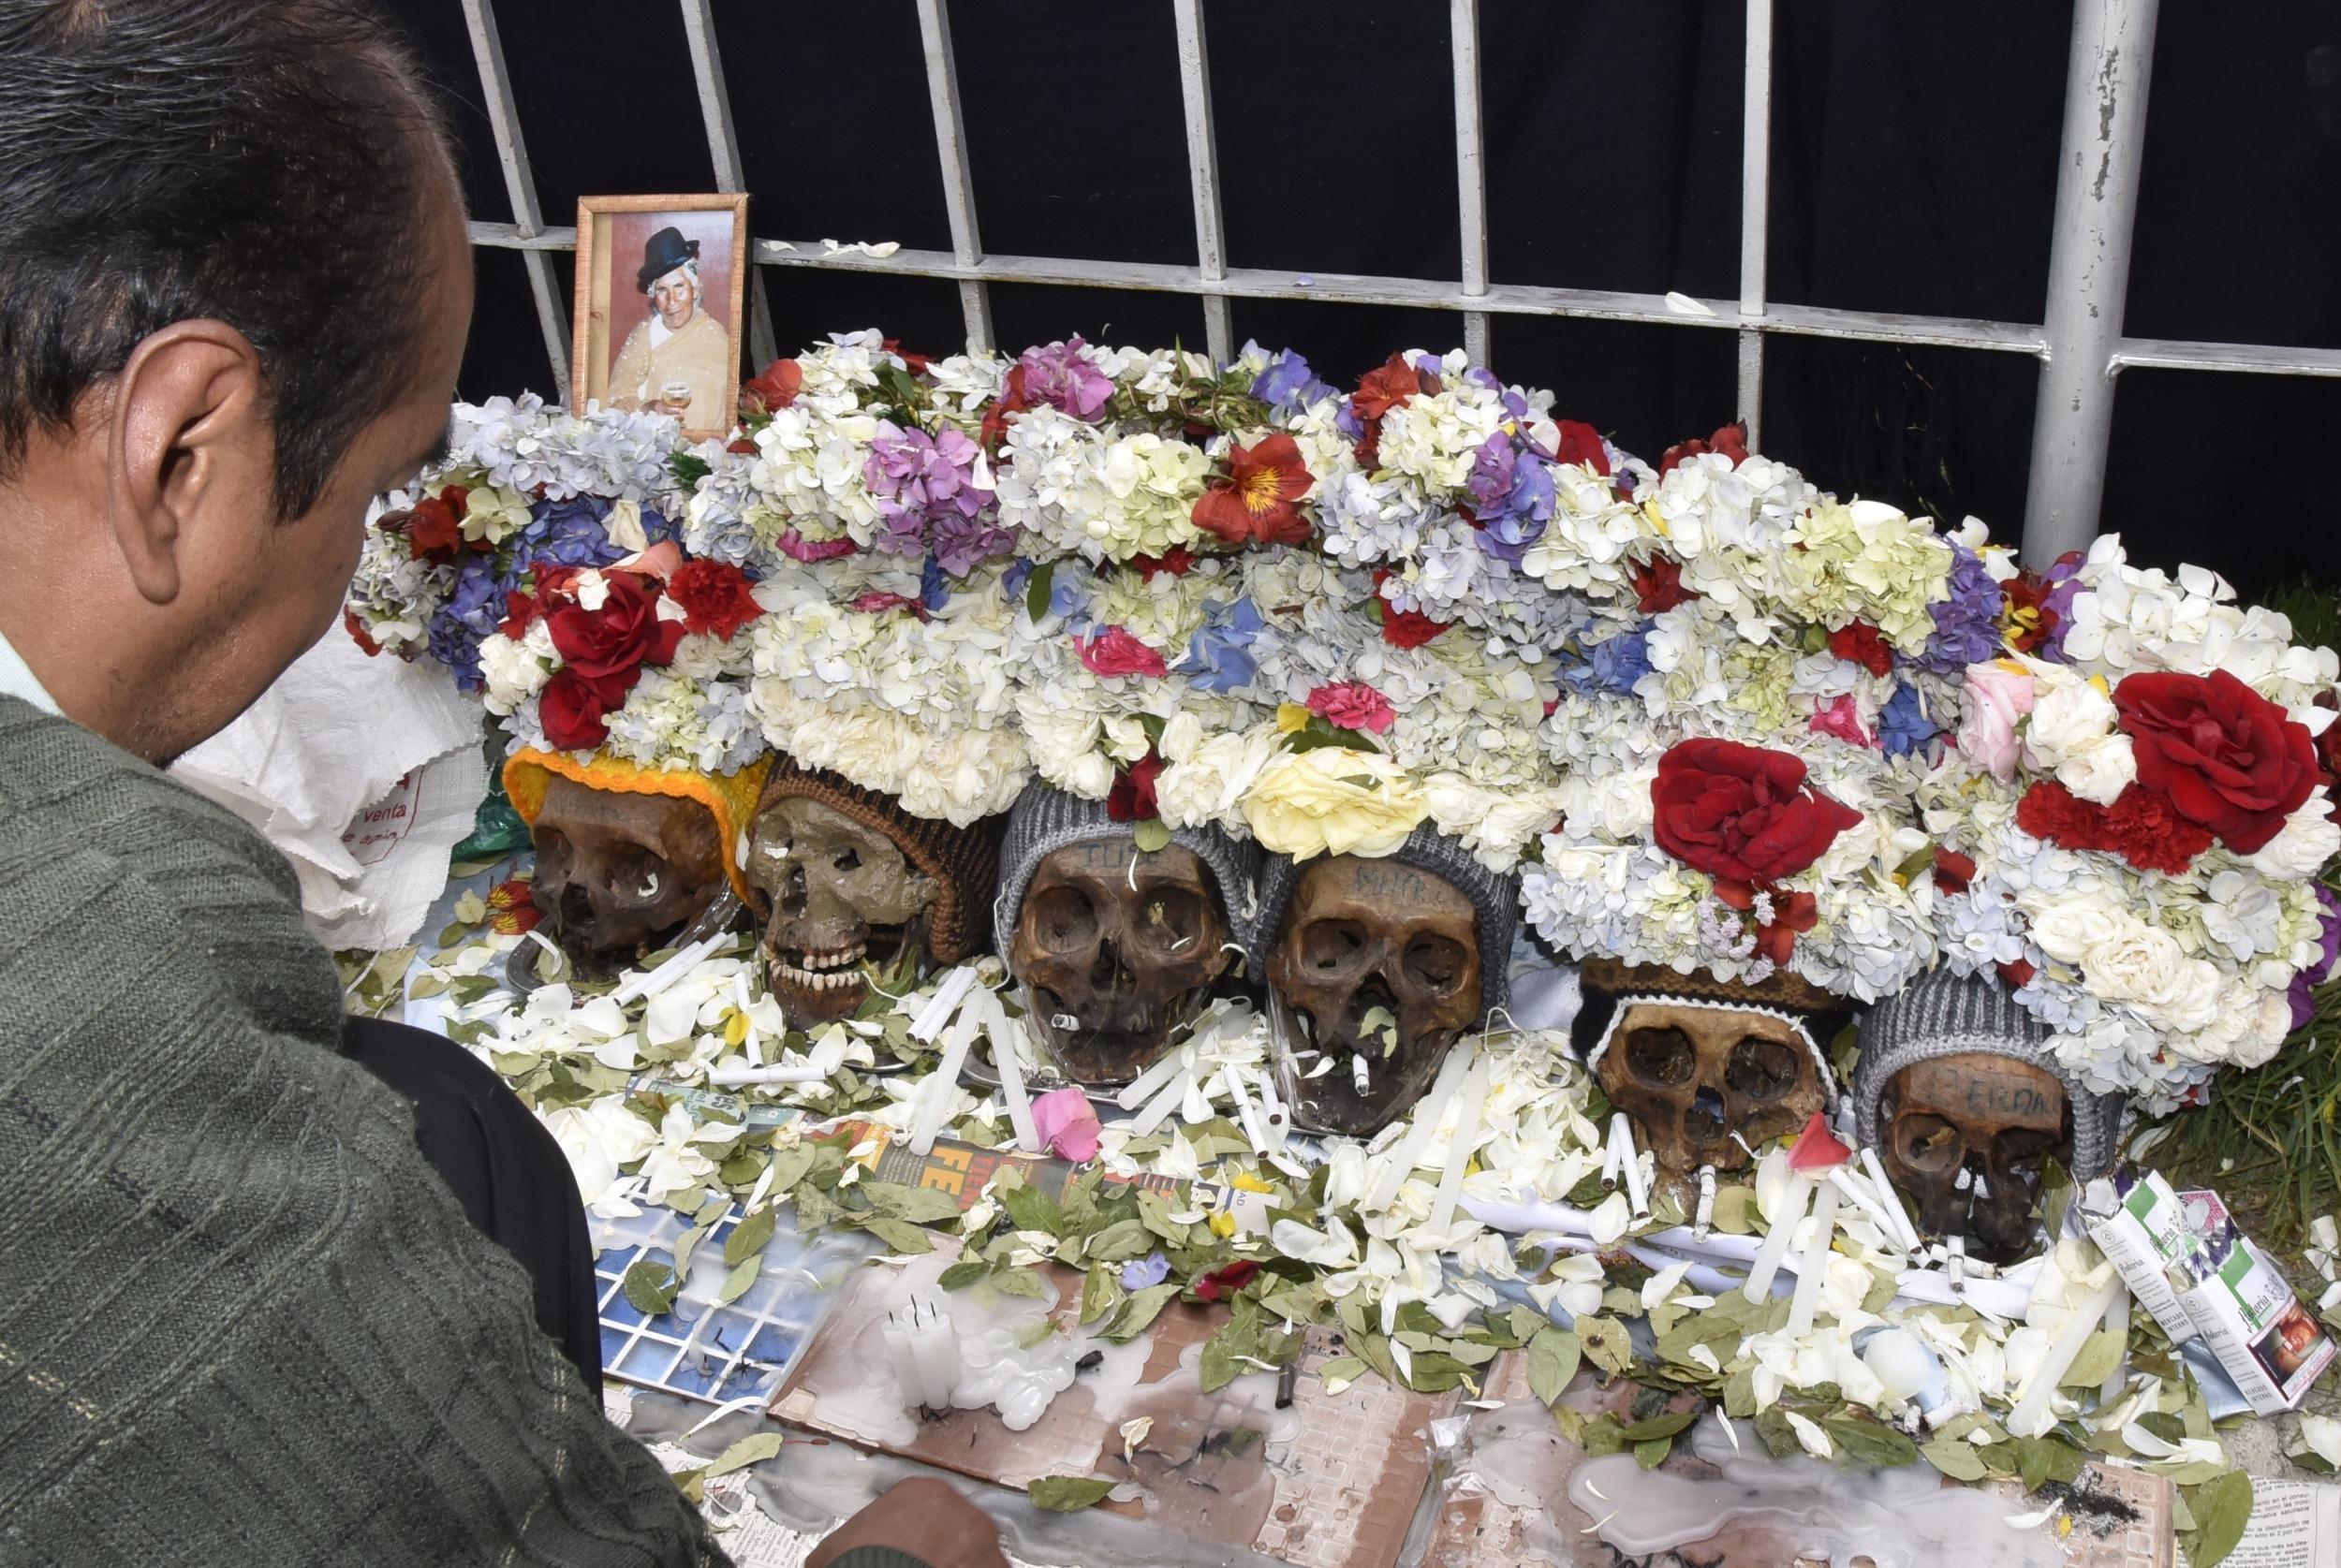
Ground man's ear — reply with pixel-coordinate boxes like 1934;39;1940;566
102;319;268;606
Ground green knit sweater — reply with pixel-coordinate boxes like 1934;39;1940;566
0;699;727;1564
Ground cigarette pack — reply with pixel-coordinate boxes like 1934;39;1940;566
2082;1167;2201;1343
2174;1217;2336;1416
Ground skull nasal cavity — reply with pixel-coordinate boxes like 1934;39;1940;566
1726;1035;1801;1101
1687;1086;1727;1143
1625;1026;1695;1087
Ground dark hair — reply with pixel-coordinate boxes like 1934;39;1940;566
0;0;451;519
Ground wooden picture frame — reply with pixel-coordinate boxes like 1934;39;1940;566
569;193;749;441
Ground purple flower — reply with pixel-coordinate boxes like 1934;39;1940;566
520;498;632;571
2035;551;2091;663
1120;1253;1170;1290
927;511;1017;578
1247;344;1334;417
425;555;508;689
1921;543;2003;672
2290;884;2341;1030
862;420;1012;574
1018;337;1113;422
1467;432;1556;565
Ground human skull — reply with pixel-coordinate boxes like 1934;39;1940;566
1880;1053;2068;1265
1009;837;1233;1086
1597;1001;1827;1178
531;776;727;967
1267;857;1482;1138
747;797;939;1029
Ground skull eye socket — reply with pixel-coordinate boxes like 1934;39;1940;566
832;845;862;874
1300;918;1370;975
1132;887;1208;953
1624;1026;1696;1087
1992;1126;2061;1176
1030;885;1097;951
1894;1112;1964;1173
1725;1036;1802;1102
1403;934;1469;998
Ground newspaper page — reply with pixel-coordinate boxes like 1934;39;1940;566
2223;1475;2341;1568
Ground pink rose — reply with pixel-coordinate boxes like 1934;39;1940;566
1032;1086;1100;1162
1075;625;1168;679
1956;663;2036;783
1807;692;1875;749
1305;680;1396;735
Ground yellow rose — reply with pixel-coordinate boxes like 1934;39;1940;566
1243;746;1429;860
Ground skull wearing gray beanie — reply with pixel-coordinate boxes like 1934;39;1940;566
1249;823;1518;1020
1853;966;2125;1180
992;784;1262;961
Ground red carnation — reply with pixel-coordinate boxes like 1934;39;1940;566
1658;422;1749;476
1752;888;1819;966
666;559;764;640
1630;557;1699;615
1651;739;1862;884
1373;568;1451;650
498;587;539;640
1075;626;1168;680
741;359;802;417
1132;546;1197;581
1192;433;1313;547
1827;622;1893;678
2015;779;2215;876
1194;1259;1259;1303
848;592;931;622
546;572;685;681
1932;846;1977;894
1106;753;1165;823
537;667;634;751
2113;669;2318;854
1553;419;1611;476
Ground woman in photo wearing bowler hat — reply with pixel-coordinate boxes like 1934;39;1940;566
606;222;730;428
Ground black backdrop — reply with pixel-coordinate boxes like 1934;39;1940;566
383;1;2341;596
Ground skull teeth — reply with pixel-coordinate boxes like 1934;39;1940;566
773;950;868;991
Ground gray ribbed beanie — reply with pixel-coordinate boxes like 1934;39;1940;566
992;784;1262;960
1249;823;1517;1020
1853;966;2124;1180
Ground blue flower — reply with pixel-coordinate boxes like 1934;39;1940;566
1559;627;1652;696
920;552;949;610
1466;433;1556;565
1878;681;1940;758
1185;598;1264;695
1920;543;2002;672
1121;1253;1170;1290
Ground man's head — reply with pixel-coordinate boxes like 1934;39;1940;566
636;227;702;331
0;0;473;762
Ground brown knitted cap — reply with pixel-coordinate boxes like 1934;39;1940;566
1579;958;1842;1018
752;758;1009;963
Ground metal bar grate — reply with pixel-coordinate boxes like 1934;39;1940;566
678;0;777;370
458;0;2338;556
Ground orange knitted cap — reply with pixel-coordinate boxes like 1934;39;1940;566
502;747;774;904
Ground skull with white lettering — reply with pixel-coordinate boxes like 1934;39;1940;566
1855;968;2124;1266
1576;960;1848;1180
1256;827;1518;1139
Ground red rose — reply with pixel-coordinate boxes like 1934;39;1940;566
1658;422;1749;476
2113;669;2317;854
1932;846;1976;893
537;667;633;751
1827;622;1893;678
667;559;764;640
1650;739;1862;884
741;359;802;416
1630;557;1698;615
1106;753;1164;822
1372;567;1450;648
546;573;686;681
1553;418;1611;476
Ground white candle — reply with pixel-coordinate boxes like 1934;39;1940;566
1861;1146;1921;1252
986;994;1040;1153
705;1062;829;1087
611;930;728;1006
2006;1277;2123;1437
1114;1045;1189;1111
2098;1282;2131;1405
1128;1069;1190;1137
1363;1044;1474;1211
1745;1176;1813;1301
905;1297;962;1408
882;1322;928;1409
908;1004;982;1154
909;964;979;1042
1784;1180;1843;1338
1614;1114;1649;1215
1429;1051;1494;1235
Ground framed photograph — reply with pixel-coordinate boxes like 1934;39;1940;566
570;193;748;440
